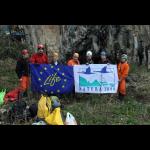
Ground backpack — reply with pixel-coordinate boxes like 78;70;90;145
8;100;28;123
29;103;38;118
0;89;6;106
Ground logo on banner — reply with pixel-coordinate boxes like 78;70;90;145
74;65;118;93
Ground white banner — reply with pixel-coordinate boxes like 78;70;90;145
74;64;119;94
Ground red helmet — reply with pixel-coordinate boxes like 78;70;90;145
21;49;29;55
37;44;44;49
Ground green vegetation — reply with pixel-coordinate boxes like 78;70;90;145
0;58;18;92
0;57;150;125
63;64;150;125
0;34;33;60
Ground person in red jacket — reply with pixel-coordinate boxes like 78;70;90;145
30;44;49;64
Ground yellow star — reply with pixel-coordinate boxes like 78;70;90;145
64;79;67;82
38;78;41;81
51;66;54;68
40;71;43;75
62;85;65;88
57;90;60;93
62;73;65;76
57;68;60;71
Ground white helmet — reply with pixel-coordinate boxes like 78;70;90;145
86;51;93;57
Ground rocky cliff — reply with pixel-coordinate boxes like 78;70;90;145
1;25;150;63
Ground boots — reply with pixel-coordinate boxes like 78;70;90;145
118;92;125;101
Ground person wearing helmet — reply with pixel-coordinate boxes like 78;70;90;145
117;54;130;101
99;50;110;64
67;52;80;99
30;44;49;64
15;49;30;97
67;52;80;66
85;51;94;65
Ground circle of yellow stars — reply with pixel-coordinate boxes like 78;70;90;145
38;65;68;94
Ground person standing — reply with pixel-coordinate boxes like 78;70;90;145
67;52;80;100
145;44;150;66
85;51;94;65
50;52;62;66
117;54;130;101
30;44;49;100
16;49;30;97
138;40;144;66
67;53;80;66
99;51;110;64
30;44;49;64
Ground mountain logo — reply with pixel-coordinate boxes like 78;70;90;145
79;76;115;87
77;67;95;74
94;66;111;73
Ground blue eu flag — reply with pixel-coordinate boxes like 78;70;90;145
30;64;74;95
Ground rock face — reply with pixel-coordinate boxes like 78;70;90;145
23;25;61;52
60;25;150;63
1;25;150;63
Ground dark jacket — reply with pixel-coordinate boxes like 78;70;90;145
138;44;144;56
15;57;30;79
50;60;62;66
99;58;111;64
85;59;94;65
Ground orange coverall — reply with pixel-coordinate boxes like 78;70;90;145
19;76;30;92
67;59;80;66
117;62;129;95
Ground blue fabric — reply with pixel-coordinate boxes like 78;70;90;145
30;64;74;95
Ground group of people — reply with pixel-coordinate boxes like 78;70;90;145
15;44;129;102
67;50;129;101
16;44;60;97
